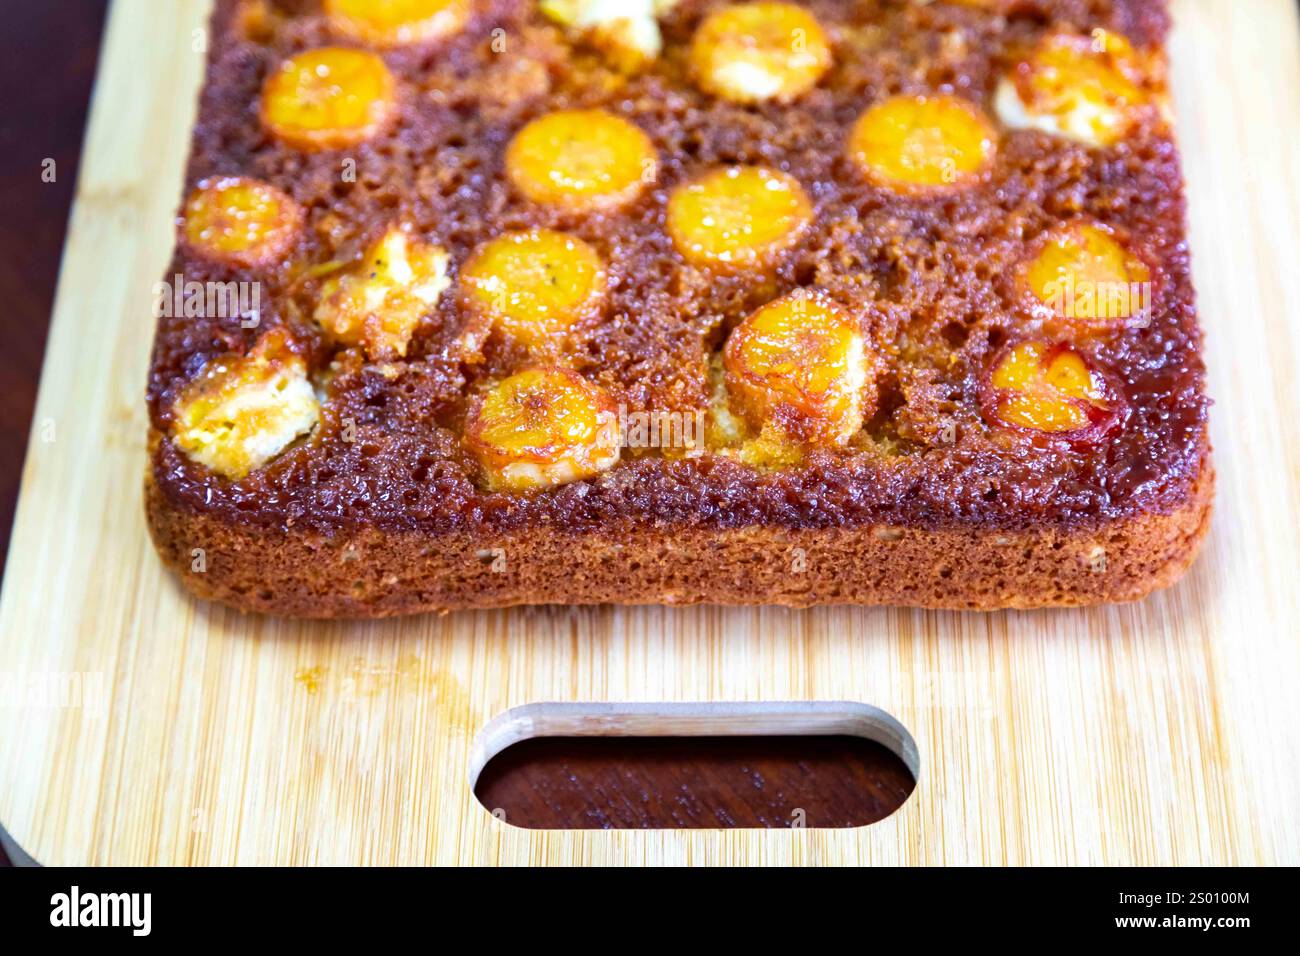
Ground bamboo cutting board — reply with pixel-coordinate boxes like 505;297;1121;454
1;0;1298;866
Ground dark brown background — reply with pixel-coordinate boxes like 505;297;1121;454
0;1;914;863
0;0;108;576
476;735;913;829
0;0;110;866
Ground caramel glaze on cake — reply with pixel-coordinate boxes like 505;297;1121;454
146;0;1211;615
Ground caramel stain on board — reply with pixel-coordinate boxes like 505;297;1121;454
294;665;326;693
293;655;471;732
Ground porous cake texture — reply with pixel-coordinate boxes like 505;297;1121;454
147;0;1211;615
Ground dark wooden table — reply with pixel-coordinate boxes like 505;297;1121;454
0;1;913;860
0;0;108;578
0;0;110;867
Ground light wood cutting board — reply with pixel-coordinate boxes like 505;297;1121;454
1;0;1298;866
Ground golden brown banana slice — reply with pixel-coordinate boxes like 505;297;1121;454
313;225;451;359
505;109;657;212
994;31;1152;147
181;176;303;269
667;165;813;270
723;289;871;446
172;330;320;479
465;367;621;491
689;2;832;104
460;229;607;349
848;94;997;194
981;340;1126;442
324;0;470;48
541;0;668;71
1020;221;1152;330
260;47;396;151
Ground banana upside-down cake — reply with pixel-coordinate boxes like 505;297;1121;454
145;0;1212;616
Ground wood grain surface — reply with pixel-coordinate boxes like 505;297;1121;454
1;0;1299;866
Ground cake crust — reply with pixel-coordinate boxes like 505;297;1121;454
146;0;1211;616
147;445;1211;615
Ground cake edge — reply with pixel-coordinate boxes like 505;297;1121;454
144;441;1214;617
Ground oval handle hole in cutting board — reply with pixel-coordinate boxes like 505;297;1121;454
470;702;918;830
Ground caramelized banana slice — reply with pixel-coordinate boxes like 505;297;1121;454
995;31;1151;147
324;0;470;48
181;176;303;268
313;225;451;359
1021;221;1151;329
981;340;1125;440
542;0;667;71
461;229;607;348
944;0;1024;10
690;2;832;104
465;367;620;491
849;94;997;193
723;290;870;446
261;47;396;150
506;109;656;212
667;165;813;269
172;330;320;479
